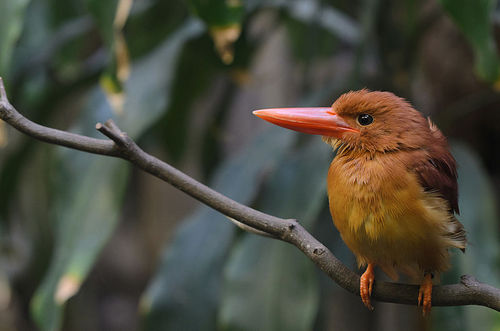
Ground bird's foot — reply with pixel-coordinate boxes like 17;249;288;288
418;273;433;316
360;263;375;310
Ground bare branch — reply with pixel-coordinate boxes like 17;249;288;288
0;78;120;156
0;77;499;312
96;120;127;146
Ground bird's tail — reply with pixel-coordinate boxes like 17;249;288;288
446;216;467;253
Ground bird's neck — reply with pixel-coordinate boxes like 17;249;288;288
324;136;423;160
324;137;376;160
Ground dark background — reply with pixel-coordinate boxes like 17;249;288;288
0;0;499;330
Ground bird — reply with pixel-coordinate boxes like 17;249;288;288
253;89;466;314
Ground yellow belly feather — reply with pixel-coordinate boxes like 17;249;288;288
327;154;463;280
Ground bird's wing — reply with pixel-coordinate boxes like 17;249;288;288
413;156;459;214
413;118;459;214
412;151;466;251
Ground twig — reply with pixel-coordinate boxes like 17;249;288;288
0;77;499;311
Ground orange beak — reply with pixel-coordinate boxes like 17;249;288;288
253;107;358;138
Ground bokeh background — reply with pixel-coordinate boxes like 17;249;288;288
0;0;499;330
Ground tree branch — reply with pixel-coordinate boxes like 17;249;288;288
1;77;499;312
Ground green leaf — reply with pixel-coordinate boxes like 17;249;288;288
141;128;296;331
186;0;245;63
86;0;130;113
218;139;331;331
85;0;119;46
155;35;219;161
30;89;128;331
0;0;31;77
125;1;189;60
187;0;244;27
438;0;500;82
120;19;204;137
433;142;500;331
0;2;78;230
30;20;204;331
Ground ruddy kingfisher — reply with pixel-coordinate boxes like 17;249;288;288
253;90;466;314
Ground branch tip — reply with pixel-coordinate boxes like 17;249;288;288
104;119;121;133
96;119;130;149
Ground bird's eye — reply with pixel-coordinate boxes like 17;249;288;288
357;114;373;126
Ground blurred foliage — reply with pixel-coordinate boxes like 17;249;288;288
438;0;500;83
433;143;500;331
0;0;30;79
0;0;500;331
218;140;331;331
142;128;295;330
188;0;244;63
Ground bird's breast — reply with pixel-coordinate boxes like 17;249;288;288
326;153;454;275
327;154;415;236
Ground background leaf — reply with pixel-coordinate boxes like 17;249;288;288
187;0;244;27
433;142;500;331
218;139;331;331
0;0;31;77
85;0;119;46
438;0;500;82
186;0;245;63
141;128;295;331
30;20;204;331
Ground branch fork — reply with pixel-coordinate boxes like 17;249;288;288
0;77;499;312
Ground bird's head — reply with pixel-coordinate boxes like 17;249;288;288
253;90;430;154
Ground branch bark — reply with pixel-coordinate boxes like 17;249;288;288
1;77;499;312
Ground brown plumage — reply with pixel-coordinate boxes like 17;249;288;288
254;89;466;314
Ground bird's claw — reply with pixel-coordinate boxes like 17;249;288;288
418;274;433;316
360;264;375;311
